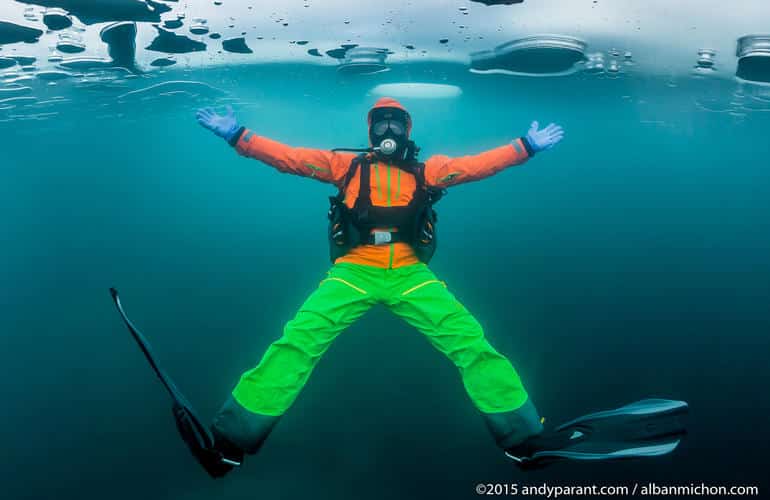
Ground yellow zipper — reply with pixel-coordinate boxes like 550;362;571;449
402;280;446;296
320;277;368;294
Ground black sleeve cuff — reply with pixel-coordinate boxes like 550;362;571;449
227;126;246;147
520;136;536;157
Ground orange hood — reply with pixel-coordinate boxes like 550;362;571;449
367;97;412;135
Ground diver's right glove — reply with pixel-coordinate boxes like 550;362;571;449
196;106;242;143
524;121;564;154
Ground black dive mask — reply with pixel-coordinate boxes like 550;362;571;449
369;108;409;160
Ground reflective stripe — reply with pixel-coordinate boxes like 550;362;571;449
374;161;382;200
512;140;523;155
320;277;368;294
304;162;332;174
387;162;392;207
401;279;446;296
395;167;401;201
438;172;459;184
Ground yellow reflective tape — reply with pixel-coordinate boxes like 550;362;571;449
374;162;382;200
304;162;332;178
401;279;446;296
320;277;367;294
387;162;391;207
438;172;460;184
395;167;401;201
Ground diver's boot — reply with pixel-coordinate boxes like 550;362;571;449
209;427;246;477
505;428;584;470
173;404;245;478
504;399;689;470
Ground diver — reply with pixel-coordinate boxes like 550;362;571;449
110;97;687;477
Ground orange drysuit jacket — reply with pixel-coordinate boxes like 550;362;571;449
232;129;531;268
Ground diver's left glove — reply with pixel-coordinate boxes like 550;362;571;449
523;121;564;154
196;106;243;144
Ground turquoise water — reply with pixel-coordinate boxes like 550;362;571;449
2;61;770;498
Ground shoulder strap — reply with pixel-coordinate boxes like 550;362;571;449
413;162;426;189
410;161;445;204
337;154;367;198
354;156;372;212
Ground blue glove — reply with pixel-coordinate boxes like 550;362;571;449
196;105;241;142
524;121;564;153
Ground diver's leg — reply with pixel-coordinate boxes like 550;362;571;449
385;264;543;449
213;263;378;455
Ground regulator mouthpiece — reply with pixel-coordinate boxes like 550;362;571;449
378;138;398;155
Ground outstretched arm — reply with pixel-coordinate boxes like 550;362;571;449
196;106;354;185
424;121;564;189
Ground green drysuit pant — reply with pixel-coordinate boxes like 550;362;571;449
213;263;543;453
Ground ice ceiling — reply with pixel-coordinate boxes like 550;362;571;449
1;0;770;82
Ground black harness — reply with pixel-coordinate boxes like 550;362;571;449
327;154;444;263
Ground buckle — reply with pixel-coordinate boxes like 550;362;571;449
372;231;392;245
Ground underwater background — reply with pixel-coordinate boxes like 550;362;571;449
2;1;770;499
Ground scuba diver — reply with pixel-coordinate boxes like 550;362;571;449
110;97;687;478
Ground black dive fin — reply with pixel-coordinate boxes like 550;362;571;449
109;288;240;477
506;398;688;469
